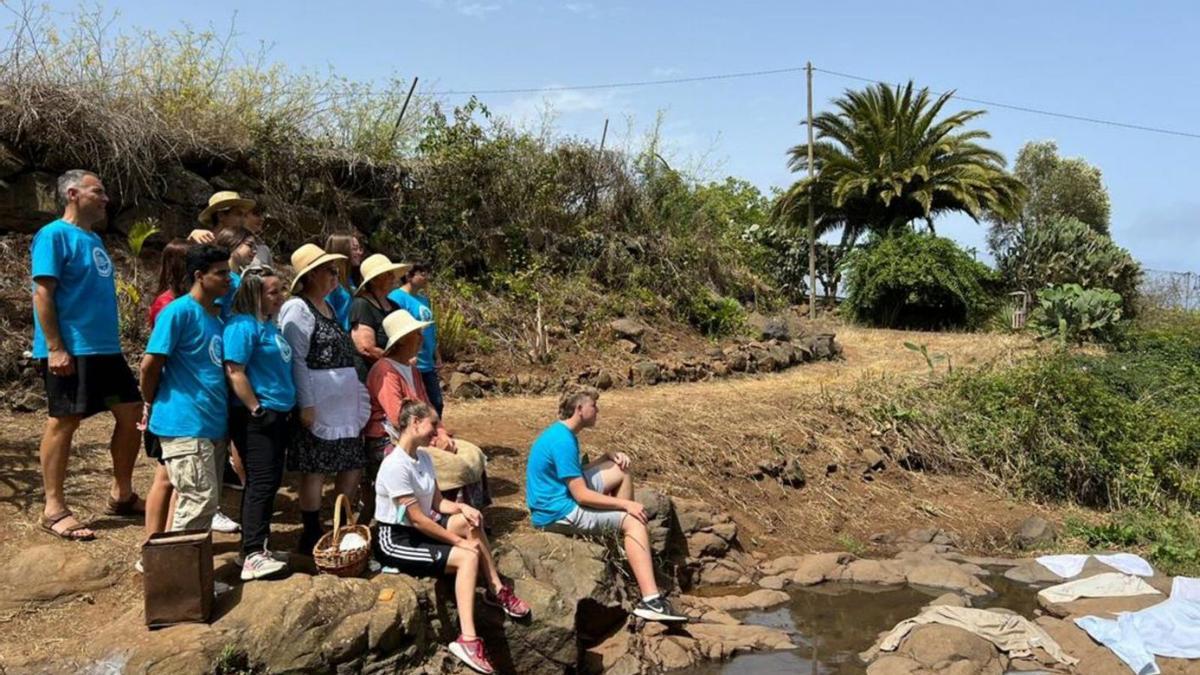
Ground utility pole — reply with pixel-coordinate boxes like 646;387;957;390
388;76;420;147
598;118;609;154
806;61;817;319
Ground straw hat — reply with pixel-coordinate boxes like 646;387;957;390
382;309;432;354
198;191;257;225
356;254;412;296
289;243;347;292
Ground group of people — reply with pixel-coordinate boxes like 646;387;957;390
30;170;685;675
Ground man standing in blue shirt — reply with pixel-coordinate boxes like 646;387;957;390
388;263;445;416
32;170;143;541
525;387;687;623
138;245;232;532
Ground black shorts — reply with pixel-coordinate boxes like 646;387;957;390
38;354;141;418
144;429;164;464
374;522;451;577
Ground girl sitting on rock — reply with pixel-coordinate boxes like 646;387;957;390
374;400;529;675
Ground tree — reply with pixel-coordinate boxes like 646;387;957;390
987;140;1111;260
770;81;1024;298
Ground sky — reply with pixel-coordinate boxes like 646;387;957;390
34;0;1200;272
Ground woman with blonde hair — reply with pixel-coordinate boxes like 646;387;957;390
364;310;490;517
279;244;371;554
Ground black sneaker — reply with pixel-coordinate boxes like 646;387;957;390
633;596;689;623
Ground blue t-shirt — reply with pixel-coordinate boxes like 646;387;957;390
30;219;121;358
214;271;241;322
388;288;437;372
525;421;584;527
223;313;297;412
146;295;228;439
326;284;352;331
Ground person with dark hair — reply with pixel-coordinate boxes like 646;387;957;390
138;244;231;533
375;400;528;675
187;191;272;268
213;225;257;322
224;267;295;580
148;238;190;328
32;170;144;541
524;386;687;623
279;243;371;554
388;262;444;416
324;233;364;331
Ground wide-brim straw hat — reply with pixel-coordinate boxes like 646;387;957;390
356;254;412;296
198;191;257;224
289;243;347;292
382;309;432;354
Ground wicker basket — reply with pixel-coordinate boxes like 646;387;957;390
312;493;372;578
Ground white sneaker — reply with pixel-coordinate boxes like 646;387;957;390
234;549;290;567
134;559;144;574
240;551;287;581
212;511;240;533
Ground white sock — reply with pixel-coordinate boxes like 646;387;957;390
642;593;660;603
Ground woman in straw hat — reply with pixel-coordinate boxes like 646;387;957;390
188;191;272;268
279;244;372;554
323;233;364;332
374;399;529;675
363;310;491;519
349;254;410;375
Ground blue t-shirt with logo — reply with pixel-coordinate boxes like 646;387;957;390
525;421;585;527
326;284;352;331
388;288;437;372
30;219;121;358
222;313;297;413
214;270;241;322
146;295;227;439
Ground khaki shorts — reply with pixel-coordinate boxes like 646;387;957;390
160;437;226;532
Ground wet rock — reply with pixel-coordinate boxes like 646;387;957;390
896;624;1008;675
685;589;790;612
904;561;993;597
835;559;909;586
1012;516;1058;550
0;544;118;610
757;574;788;590
760;552;855;586
927;593;970;608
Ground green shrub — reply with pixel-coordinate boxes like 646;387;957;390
997;217;1142;316
685;292;745;337
1031;283;1123;345
843;233;998;330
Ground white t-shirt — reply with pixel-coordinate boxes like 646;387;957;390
387;357;416;392
375;448;437;526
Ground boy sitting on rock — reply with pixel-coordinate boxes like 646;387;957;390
524;386;687;623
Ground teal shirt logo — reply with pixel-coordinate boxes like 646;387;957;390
92;247;113;277
208;335;224;366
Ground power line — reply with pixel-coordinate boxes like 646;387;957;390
422;66;808;96
812;67;1200;140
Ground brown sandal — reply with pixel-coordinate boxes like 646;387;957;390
40;510;96;541
106;492;145;517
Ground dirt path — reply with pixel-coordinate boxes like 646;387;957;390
0;326;1053;667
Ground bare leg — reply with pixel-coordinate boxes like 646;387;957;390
39;415;93;535
621;516;658;597
109;402;142;503
583;458;634;500
446;546;480;637
334;469;362;518
167;490;177;530
144;463;174;537
446;513;503;592
227;439;247;486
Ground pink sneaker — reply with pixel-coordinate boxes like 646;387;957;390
485;585;531;618
449;636;494;674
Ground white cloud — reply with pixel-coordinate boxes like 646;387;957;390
499;86;619;131
651;66;681;78
458;2;501;17
564;2;597;16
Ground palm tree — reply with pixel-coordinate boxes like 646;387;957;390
771;81;1025;297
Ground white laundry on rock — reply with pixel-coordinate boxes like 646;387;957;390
1037;572;1162;605
1075;577;1200;675
868;605;1078;667
1036;554;1090;578
1035;552;1156;579
1094;553;1155;577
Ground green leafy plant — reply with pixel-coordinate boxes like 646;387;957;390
115;219;161;344
903;341;951;374
685;292;745;337
435;301;477;363
843;232;999;330
1031;283;1123;346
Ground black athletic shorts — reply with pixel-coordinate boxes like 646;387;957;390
38;353;141;418
144;429;164;464
374;522;452;577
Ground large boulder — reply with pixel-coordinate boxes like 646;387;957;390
1012;516;1058;550
0;171;60;233
486;531;628;675
760;317;790;342
895;624;1008;675
0;544;119;611
92;572;429;674
161;167;213;207
760;552;855;586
